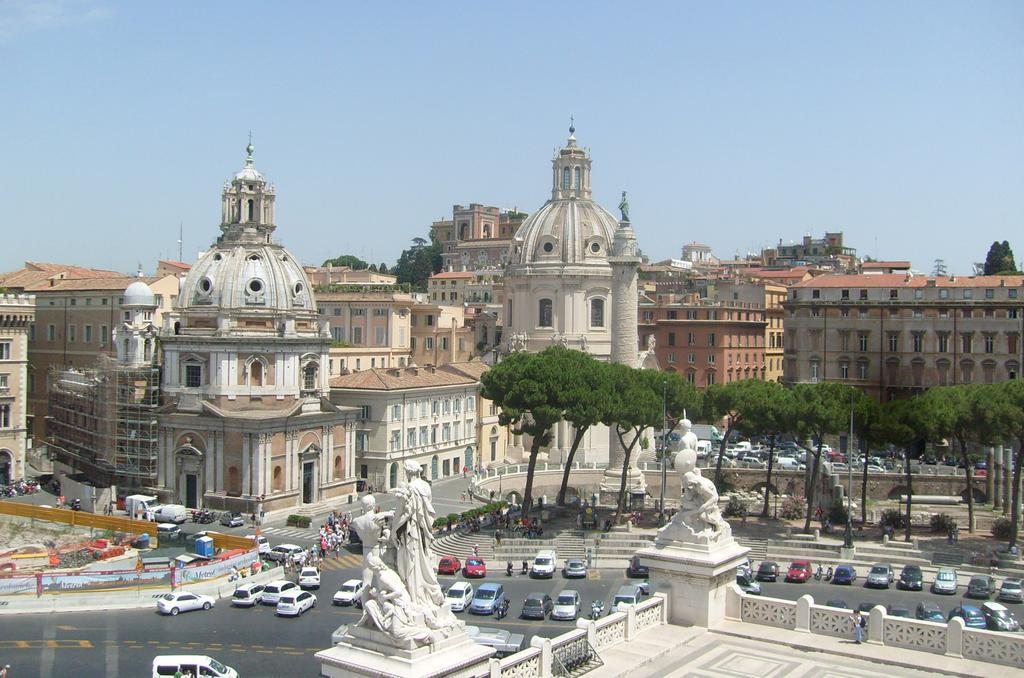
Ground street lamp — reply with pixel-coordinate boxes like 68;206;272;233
658;379;668;525
844;402;855;549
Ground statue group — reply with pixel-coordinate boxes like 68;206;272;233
350;460;462;646
657;419;732;546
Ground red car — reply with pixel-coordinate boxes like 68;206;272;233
463;557;487;578
786;560;812;583
438;556;461;575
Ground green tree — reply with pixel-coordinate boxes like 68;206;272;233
703;380;763;490
733;381;794;518
983;241;1018;275
322;254;370;269
393;235;443;290
872;398;922;541
378;263;389;274
992;381;1024;548
854;397;882;525
479;351;563;513
791;382;860;534
607;366;663;522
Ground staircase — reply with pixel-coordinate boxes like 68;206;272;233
932;550;963;567
737;537;768;562
433;531;495;561
554;531;587;561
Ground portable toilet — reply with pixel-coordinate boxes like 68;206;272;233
195;536;214;559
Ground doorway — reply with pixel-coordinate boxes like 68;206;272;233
0;451;11;485
184;474;198;509
302;462;315;504
443;459;450;477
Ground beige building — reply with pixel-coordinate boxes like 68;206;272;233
784;273;1024;400
329;361;508;490
318;290;414;374
410;304;475;366
0;262;179;440
716;281;787;382
431;204;523;272
0;294;35;483
303;265;397;287
428;271;474;305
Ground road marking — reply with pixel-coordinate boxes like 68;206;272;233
588;571;602;580
0;640;93;650
56;625;76;631
40;624;56;678
105;609;119;678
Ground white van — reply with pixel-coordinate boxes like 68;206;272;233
152;655;237;677
531;550;556;579
695;440;713;458
251;534;270;555
153;504;188;524
156;523;181;542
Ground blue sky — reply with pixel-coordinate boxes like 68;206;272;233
2;1;1021;275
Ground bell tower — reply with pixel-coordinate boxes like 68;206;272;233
220;137;277;244
550;119;592;201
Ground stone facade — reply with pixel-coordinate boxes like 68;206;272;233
0;294;35;483
318;289;415;373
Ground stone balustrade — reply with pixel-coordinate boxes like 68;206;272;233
730;585;1024;669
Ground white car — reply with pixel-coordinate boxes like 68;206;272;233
531;551;556;578
251;534;270;555
298;567;321;589
267;543;304;563
446;581;474;612
333;578;364;606
276;590;317;617
261;580;299;605
231;582;265;607
156;591;216;616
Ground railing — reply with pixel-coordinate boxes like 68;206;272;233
594;611;628;648
495;646;542;677
740;594;796;629
963;627;1024;667
634;594;665;632
882;616;947;655
551;630;602;676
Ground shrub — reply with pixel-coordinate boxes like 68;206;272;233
879;508;906;529
432;517;448;530
993;517;1015;541
446;513;460;524
828;501;849;526
779;496;806;520
930;513;957;534
285;514;311;528
723;495;747;518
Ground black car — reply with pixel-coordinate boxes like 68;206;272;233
897;565;923;591
755;561;779;582
915;602;945;622
967;575;996;599
521;593;553;620
626;555;649;578
825;599;850;610
887;605;912;618
857;602;877;614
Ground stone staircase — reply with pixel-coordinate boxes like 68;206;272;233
932;550;963;567
433;531;495;561
736;537;768;561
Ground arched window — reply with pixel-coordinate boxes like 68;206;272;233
590;298;605;327
562;167;571;190
574;166;581;188
272;465;283;492
334;455;343;479
303;363;318;392
247;199;254;222
538;299;553;328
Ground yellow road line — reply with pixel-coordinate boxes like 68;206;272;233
0;640;93;649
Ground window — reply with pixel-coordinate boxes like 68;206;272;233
440;337;449;351
913;310;923;319
889;289;898;300
392;404;402;421
453;421;460;439
859;290;868;300
390;430;401;451
562;167;571;190
538;299;553;327
840;362;849;379
985;335;994;353
938;334;949;353
0;404;9;428
667;352;676;364
939;289;949;300
0;374;6;389
185;364;202;388
914;289;923;300
811;308;820;317
590;299;605;327
376;327;386;346
432;400;440;416
708;333;716;347
642;311;654;322
812;290;820;299
708;354;716;364
351;327;363;344
419;427;428;445
574;166;581;188
426;314;434;327
67;325;76;343
686;310;698;320
100;325;108;344
840;308;849;318
857;361;869;379
962;334;972;353
840;332;850;351
83;325;92;343
424;337;434;350
985;288;994;299
1008;308;1019;319
1009;289;1018;299
963;289;973;299
687;332;695;345
688;353;695;364
355;432;369;452
442;424;451;442
0;343;8;361
443;399;451;415
858;334;868;352
453;398;461;413
468;396;476;412
668;332;676;347
407;429;417;448
667;310;677;320
358;405;372;419
431;425;438;444
912;334;923;352
841;289;850;300
809;361;819;380
351;308;366;316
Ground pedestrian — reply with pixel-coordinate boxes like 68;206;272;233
852;610;865;644
461;491;466;503
495;530;502;547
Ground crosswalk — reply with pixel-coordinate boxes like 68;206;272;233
319;554;362;570
260;526;319;541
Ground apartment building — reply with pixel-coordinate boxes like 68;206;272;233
717;281;787;382
0;295;35;483
330;362;501;491
431;204;524;272
639;293;768;387
410;304;475;366
428;271;474;305
783;274;1024;400
317;290;414;374
303;266;397;287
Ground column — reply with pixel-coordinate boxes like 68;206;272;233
242;434;251;497
214;433;224;492
986;447;995;507
994;450;1003;511
1004;446;1013;516
204;438;214;498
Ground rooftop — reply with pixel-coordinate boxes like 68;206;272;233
329;361;488;391
792;273;1024;289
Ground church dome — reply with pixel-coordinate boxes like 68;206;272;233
123;280;156;308
509;124;621;268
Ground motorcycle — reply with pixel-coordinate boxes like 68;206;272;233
825;566;833;582
814;565;823;580
494;598;509;620
521;561;529;576
590;600;604;620
506;561;514;577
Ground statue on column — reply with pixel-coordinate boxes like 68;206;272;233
618;190;630;222
656;419;731;547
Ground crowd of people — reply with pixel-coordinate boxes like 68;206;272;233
282;510;355;573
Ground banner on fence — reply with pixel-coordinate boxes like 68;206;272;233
0;575;37;596
177;550;258;584
41;567;172;593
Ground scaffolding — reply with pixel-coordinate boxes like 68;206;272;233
46;356;160;491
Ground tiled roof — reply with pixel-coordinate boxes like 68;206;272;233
0;262;126;290
861;261;911;269
430;271;475;280
158;260;192;270
26;276;161;292
329;362;487;390
792;274;1024;289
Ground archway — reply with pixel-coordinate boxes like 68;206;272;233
0;450;12;485
464;447;474;473
431;455;439;480
389;463;398;489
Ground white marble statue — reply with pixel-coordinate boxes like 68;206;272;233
657;419;732;546
351;494;393;608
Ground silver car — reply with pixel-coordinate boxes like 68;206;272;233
866;563;894;589
932;567;959;595
552;590;581;621
998;578;1024;604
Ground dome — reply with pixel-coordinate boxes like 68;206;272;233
232;141;265;182
123;280;156;308
512;199;620;266
178;243;316;315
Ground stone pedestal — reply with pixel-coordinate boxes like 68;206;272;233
637;537;749;628
599;465;646;506
316;625;494;678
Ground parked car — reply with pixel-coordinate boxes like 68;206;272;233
997;578;1024;604
552;590;581;621
897;565;923;591
251;534;270;555
261;580;299;606
832;564;857;585
736;571;761;595
230;582;265;608
445;582;474;612
267;544;304;563
932;568;959;595
438;556;462;576
857;602;878;614
563;559;588;578
464;558;487;578
915;602;945;622
276;590;316;617
151;655;237;678
886;605;912;618
948;604;986;629
981;601;1021;632
967;575;997;599
866;564;894;589
521;592;553;620
333;579;364;606
154;504;188;524
627;554;649;578
157;591;215;616
755;561;779;582
220;512;244;527
464;626;525;657
470;583;506;615
612;584;645;612
156;523;182;542
298;567;321;590
531;551;556;579
785;560;812;583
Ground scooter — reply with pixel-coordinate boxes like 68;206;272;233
494;598;509;620
825;566;834;582
506;561;514;577
521;561;529;576
590;600;604;620
814;565;823;580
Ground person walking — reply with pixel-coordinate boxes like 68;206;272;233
852;610;865;644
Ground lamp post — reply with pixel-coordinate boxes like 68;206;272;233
844;402;855;549
658;379;668;526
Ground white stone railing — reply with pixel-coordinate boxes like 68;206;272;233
740;593;797;629
729;586;1024;669
634;594;665;632
493;646;542;678
593;610;628;648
